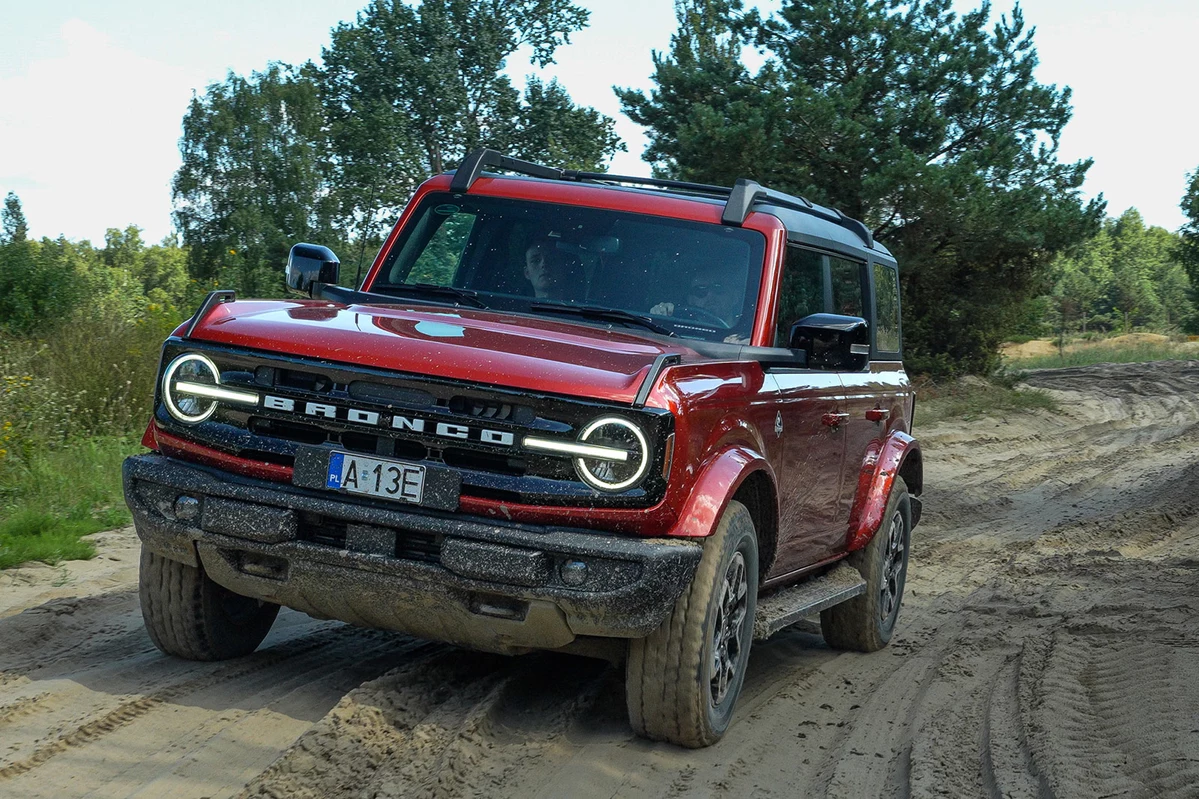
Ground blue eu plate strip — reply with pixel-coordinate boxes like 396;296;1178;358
326;452;344;489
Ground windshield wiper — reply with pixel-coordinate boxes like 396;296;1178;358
380;283;489;309
530;302;676;337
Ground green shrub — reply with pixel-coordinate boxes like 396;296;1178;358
0;304;175;568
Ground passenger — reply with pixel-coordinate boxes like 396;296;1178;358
524;239;575;301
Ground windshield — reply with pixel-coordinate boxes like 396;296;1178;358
370;192;767;343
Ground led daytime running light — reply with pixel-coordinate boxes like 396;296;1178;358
523;436;630;462
173;381;259;405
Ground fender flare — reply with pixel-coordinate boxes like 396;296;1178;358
845;431;922;551
669;445;775;539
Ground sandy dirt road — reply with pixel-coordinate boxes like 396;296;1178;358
2;361;1197;798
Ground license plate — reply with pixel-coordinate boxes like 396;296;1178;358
326;452;425;504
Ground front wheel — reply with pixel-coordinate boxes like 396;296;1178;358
626;500;759;748
821;477;912;652
139;547;279;661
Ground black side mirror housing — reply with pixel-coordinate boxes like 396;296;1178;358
788;313;870;370
286;243;340;296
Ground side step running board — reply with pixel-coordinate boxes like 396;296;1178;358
753;563;866;641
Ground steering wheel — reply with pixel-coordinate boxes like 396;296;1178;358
672;304;728;328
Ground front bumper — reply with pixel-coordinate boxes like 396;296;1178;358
123;454;702;654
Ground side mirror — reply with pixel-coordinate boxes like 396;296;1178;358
788;313;870;370
286;243;340;296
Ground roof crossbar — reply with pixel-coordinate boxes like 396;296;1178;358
449;149;873;249
451;148;730;198
450;149;565;192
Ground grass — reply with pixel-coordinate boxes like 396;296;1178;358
1007;342;1199;371
0;436;141;570
916;377;1060;425
0;309;172;570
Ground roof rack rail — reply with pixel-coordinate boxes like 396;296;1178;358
568;172;732;198
721;179;873;249
449;148;873;249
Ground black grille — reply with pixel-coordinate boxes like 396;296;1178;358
397;530;441;562
447;395;535;423
255;366;337;394
249;417;326;445
160;341;674;508
247;417;428;460
296;512;441;564
442;447;526;476
450;395;513;419
298;513;347;548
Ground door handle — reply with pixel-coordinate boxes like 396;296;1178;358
822;412;849;427
865;408;888;422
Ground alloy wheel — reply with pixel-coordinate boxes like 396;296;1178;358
711;551;749;705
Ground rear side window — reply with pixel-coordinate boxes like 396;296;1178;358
873;263;901;353
829;256;865;317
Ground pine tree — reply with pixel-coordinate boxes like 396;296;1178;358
620;0;1104;373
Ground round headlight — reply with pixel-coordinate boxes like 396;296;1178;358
162;353;221;424
574;416;650;492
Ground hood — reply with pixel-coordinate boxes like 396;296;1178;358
186;300;696;404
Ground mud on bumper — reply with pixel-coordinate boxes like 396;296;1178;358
123;454;702;654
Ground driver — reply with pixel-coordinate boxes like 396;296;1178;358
650;264;743;327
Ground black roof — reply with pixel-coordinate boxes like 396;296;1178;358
448;148;894;265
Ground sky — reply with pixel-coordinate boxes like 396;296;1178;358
0;0;1196;244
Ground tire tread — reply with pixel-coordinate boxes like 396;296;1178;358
140;547;277;661
821;477;911;652
627;501;757;748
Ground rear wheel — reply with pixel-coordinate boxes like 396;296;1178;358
821;477;911;652
626;500;758;748
139;547;279;661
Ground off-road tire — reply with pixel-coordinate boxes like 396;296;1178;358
821;477;911;652
626;500;758;748
139;547;279;661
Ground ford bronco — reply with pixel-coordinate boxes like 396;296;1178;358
124;149;922;748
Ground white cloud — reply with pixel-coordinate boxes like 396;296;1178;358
0;19;197;243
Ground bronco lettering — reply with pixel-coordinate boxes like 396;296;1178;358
262;394;515;446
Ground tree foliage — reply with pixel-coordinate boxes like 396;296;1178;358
0;195;195;335
173;63;332;296
320;0;620;242
619;0;1105;374
1180;166;1199;287
1048;209;1190;336
2;193;28;244
173;0;623;289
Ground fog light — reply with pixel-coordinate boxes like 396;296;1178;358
560;560;588;586
174;495;201;521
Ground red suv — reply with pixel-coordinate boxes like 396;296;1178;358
125;149;922;748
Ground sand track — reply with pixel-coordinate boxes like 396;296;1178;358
3;360;1198;797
